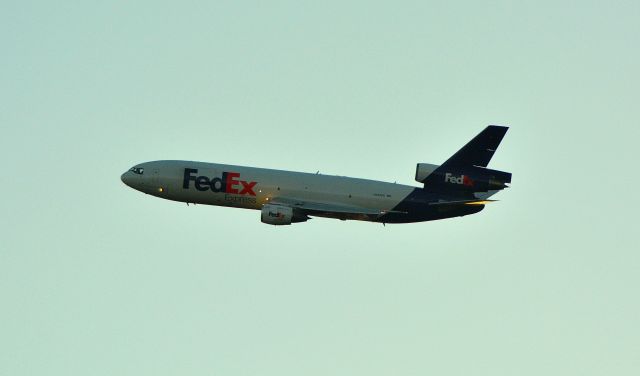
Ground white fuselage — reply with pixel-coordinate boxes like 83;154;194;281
122;160;416;214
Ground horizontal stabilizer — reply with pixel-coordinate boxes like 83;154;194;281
428;199;497;206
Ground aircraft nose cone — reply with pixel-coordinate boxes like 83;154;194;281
121;171;133;187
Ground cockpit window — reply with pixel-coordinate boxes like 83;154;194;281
129;167;144;175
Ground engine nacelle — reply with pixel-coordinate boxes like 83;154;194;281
415;163;440;183
261;204;294;225
416;162;511;193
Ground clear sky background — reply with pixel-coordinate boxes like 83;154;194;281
1;1;639;375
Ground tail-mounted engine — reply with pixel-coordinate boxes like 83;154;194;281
416;163;511;193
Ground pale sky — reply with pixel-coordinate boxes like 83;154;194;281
1;1;639;375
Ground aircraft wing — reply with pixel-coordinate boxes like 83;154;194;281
269;197;404;217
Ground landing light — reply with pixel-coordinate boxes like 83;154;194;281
158;187;164;193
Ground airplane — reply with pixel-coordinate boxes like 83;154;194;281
121;125;512;225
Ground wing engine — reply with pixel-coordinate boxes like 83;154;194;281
260;204;310;225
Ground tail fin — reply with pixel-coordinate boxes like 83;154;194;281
442;125;508;168
419;125;512;196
